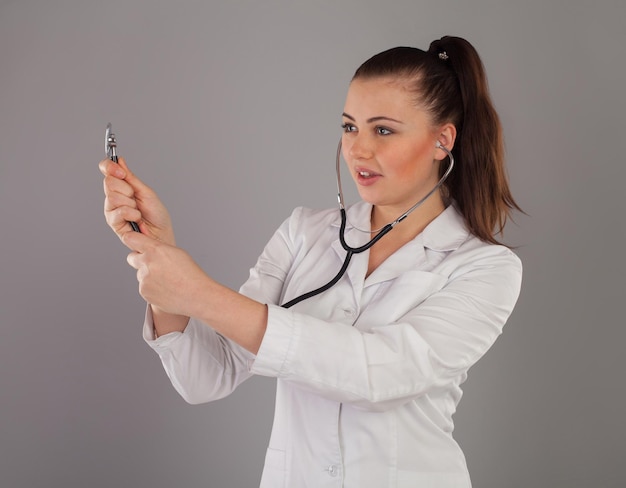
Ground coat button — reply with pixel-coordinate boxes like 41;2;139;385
327;465;338;477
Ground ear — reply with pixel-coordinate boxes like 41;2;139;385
434;123;457;161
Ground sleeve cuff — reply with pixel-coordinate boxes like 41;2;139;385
141;305;187;352
249;304;300;377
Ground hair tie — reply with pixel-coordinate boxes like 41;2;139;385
438;51;449;61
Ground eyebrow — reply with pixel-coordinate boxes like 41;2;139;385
342;112;404;124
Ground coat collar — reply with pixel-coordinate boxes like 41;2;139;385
330;201;469;252
330;201;470;288
421;202;469;252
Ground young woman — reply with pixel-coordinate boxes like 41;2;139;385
100;36;522;488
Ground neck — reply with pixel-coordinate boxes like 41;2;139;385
371;192;446;241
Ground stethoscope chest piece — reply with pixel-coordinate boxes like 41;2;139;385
105;122;117;162
104;123;140;232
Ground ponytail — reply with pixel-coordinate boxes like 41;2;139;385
353;36;522;245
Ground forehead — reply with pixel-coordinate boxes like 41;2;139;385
343;77;429;123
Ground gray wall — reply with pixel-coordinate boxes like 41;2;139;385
1;1;624;487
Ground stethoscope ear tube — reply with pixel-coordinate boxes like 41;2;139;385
281;138;455;309
336;139;454;229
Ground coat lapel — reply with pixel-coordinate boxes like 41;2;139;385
364;236;427;287
330;202;470;291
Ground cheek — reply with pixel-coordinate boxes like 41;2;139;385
340;135;353;161
392;143;436;179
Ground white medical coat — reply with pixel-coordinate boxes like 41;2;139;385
143;201;522;487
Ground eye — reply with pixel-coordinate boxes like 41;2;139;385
341;123;357;133
376;126;393;136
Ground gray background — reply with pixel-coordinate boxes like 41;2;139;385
1;0;624;487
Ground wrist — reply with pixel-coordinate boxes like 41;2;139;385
151;305;189;336
195;280;268;354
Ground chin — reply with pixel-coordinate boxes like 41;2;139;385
355;192;379;206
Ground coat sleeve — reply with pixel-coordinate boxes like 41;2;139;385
142;308;255;404
250;244;523;412
142;211;299;404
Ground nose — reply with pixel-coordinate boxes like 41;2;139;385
346;132;374;161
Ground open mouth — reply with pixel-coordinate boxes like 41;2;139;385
355;168;382;186
357;170;381;178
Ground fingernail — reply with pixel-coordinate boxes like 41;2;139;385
115;168;126;178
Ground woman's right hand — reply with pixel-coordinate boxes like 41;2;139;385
99;157;176;247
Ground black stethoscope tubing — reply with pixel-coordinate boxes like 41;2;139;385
280;208;394;309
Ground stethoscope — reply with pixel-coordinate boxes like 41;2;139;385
105;123;454;309
105;123;141;232
280;139;454;309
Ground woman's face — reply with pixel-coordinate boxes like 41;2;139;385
341;77;448;215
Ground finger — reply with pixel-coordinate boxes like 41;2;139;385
100;157;154;199
99;159;126;178
103;174;135;200
105;204;143;231
126;251;141;270
116;157;154;195
104;189;137;212
122;229;159;253
126;251;150;285
103;183;142;233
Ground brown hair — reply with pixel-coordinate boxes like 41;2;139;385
353;36;521;245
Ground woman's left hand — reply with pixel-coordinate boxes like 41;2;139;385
123;231;212;318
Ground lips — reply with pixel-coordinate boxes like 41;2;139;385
355;166;381;177
355;166;382;186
